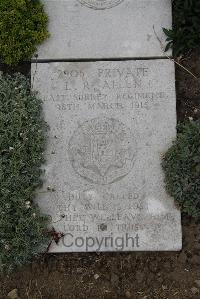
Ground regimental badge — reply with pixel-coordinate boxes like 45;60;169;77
68;117;136;184
77;0;124;10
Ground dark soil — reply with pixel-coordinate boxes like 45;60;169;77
0;51;200;299
0;61;31;77
176;50;200;122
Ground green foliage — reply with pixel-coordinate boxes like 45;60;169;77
163;0;200;56
0;0;49;65
0;73;50;272
162;121;200;218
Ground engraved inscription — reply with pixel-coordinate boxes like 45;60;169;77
78;0;124;10
32;61;181;252
68;117;136;184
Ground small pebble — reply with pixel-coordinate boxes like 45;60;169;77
125;290;132;298
94;274;100;280
195;280;200;288
178;252;187;264
191;255;200;265
191;287;199;295
7;289;19;299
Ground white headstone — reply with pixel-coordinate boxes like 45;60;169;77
32;60;182;252
36;0;172;60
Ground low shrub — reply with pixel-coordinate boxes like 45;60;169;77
162;121;200;218
0;73;50;272
0;0;49;65
163;0;200;56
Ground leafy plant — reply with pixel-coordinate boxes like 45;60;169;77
162;121;200;218
163;0;200;56
0;0;49;65
0;73;50;272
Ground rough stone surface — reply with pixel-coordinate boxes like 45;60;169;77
31;60;182;252
195;280;200;288
36;0;172;60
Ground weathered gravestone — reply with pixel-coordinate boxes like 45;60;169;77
36;0;172;59
32;60;182;252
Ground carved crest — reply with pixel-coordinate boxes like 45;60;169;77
68;117;136;184
77;0;124;10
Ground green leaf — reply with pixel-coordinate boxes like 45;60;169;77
165;42;173;52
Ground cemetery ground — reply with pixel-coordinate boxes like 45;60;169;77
0;50;199;299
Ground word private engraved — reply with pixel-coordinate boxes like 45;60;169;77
68;117;136;184
77;0;124;10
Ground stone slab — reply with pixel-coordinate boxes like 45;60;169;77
31;60;182;252
36;0;172;60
